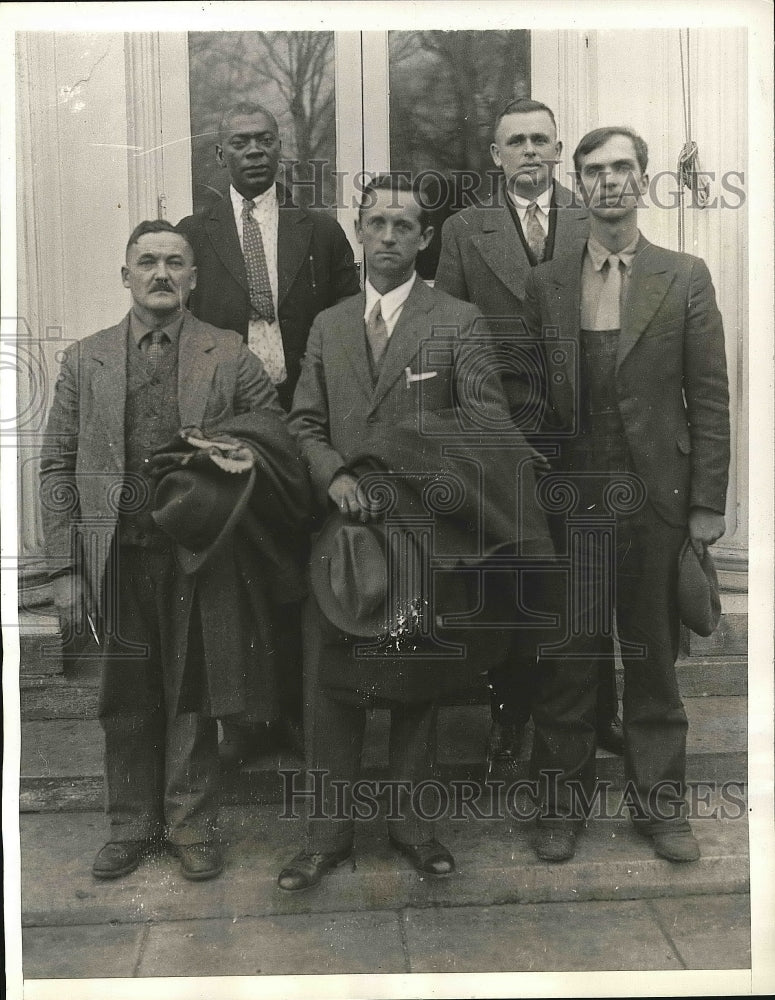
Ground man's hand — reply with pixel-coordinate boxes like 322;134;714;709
688;507;726;556
328;472;380;523
50;572;87;638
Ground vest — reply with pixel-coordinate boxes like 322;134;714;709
118;332;181;546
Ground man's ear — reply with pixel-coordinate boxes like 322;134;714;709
215;144;225;168
419;225;434;252
121;265;130;288
189;265;198;292
489;142;502;169
354;219;364;246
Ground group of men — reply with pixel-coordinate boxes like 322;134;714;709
40;97;729;888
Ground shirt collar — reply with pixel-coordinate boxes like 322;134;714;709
364;272;417;323
509;182;554;216
230;182;277;216
130;309;184;348
586;232;640;273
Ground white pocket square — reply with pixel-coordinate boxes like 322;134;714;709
405;367;438;387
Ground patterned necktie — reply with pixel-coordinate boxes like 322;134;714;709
524;202;547;262
242;198;276;323
146;329;167;368
366;300;389;365
595;254;623;329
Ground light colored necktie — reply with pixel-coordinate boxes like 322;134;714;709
366;300;389;365
595;254;623;329
242;198;276;323
524;202;547;262
146;328;167;368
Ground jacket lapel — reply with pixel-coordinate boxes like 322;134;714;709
89;318;130;472
617;238;674;369
470;203;531;300
337;293;375;402
277;194;313;308
369;280;433;412
553;181;589;252
177;312;219;428
205;196;249;292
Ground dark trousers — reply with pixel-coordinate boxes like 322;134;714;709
98;546;219;845
488;520;618;731
302;599;438;853
530;503;688;831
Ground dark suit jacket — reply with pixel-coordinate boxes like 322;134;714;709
522;236;730;527
39;310;283;604
177;185;360;406
434;181;589;315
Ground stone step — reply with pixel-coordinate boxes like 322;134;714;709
19;652;747;721
20;788;749;928
20;695;747;812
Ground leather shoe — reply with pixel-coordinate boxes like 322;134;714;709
597;715;625;756
389;836;455;876
92;840;151;879
277;846;352;891
170;842;224;881
534;825;577;862
650;829;701;863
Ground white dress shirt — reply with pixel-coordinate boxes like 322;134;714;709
509;183;553;238
363;272;417;338
229;183;286;384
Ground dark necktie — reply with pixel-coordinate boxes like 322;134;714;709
595;254;623;329
366;300;389;365
146;329;168;368
242;198;276;323
524;201;547;262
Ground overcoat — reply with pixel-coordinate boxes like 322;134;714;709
39;311;293;716
434;181;589;316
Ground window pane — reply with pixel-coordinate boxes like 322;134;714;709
389;30;530;276
188;31;337;214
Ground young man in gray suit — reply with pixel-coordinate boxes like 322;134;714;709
524;127;729;863
435;98;623;768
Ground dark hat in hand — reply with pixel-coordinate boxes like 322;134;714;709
151;462;256;575
677;538;721;637
309;513;394;637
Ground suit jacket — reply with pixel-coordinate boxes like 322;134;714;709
522;236;730;527
290;279;553;702
39;310;284;605
289;278;518;507
177;184;361;405
434;181;589;315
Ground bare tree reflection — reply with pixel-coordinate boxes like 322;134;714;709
389;30;530;276
188;32;336;212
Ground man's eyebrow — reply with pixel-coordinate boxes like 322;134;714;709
229;130;274;139
506;131;551;142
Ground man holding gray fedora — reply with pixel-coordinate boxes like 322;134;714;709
39;219;305;883
278;173;552;890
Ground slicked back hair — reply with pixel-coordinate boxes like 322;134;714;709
125;219;193;261
573;126;649;176
358;173;432;232
493;98;558;137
